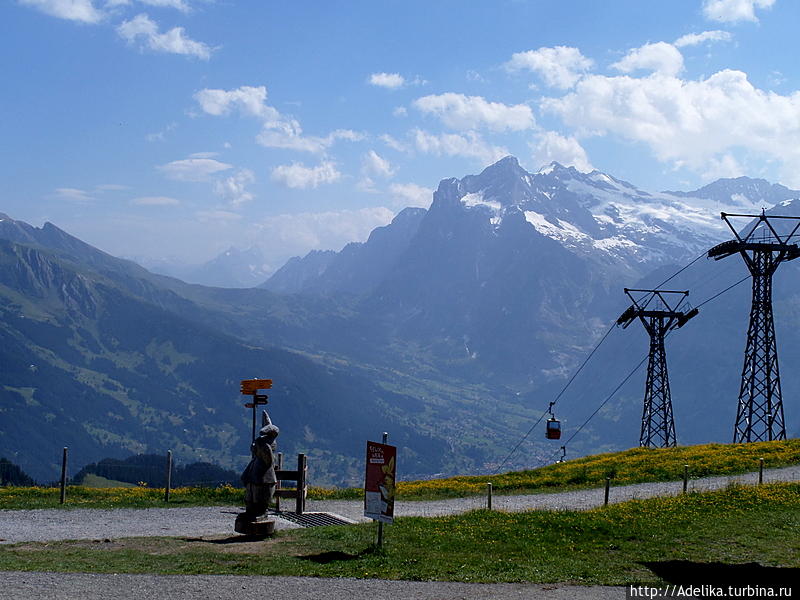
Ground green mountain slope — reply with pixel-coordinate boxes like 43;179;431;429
0;237;452;485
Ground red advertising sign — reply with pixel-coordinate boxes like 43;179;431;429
364;441;396;523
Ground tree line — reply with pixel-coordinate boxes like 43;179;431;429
0;455;241;488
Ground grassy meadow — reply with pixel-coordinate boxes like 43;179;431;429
2;439;799;509
0;483;797;585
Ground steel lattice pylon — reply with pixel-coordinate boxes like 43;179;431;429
737;250;784;441
709;211;800;443
617;289;698;448
641;315;676;448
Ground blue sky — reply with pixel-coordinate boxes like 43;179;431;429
2;0;797;272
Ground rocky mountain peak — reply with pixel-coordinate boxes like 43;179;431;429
665;176;800;207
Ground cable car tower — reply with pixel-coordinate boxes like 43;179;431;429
708;211;800;443
617;288;698;448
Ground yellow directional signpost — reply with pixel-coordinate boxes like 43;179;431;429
241;378;272;441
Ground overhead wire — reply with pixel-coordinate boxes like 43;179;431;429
493;250;708;474
557;354;649;453
494;245;755;473
693;275;751;309
653;251;706;289
492;321;617;474
551;270;752;463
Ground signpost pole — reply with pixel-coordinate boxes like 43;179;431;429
251;399;257;442
240;379;272;443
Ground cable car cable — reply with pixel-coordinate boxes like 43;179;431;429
491;321;617;474
653;251;706;289
493;251;711;473
552;273;752;462
692;275;750;309
492;249;744;473
558;353;649;452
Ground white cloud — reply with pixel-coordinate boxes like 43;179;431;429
369;73;405;89
611;42;684;77
138;0;190;12
505;46;594;89
131;195;180;205
157;157;232;181
54;187;93;201
214;169;255;207
702;0;775;23
393;106;408;117
254;207;396;255
674;30;733;47
542;67;800;185
413;93;535;132
363;150;395;178
412;129;509;165
193;86;276;119
380;134;410;153
117;13;212;60
532;132;593;173
358;150;395;193
196;210;242;222
389;183;433;209
21;0;104;23
701;153;745;181
145;121;177;142
271;161;341;189
257;123;363;154
195;85;363;153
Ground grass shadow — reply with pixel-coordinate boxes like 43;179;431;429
642;560;799;589
183;535;269;544
298;547;379;564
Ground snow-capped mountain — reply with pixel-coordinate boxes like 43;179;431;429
188;245;273;288
449;156;790;275
261;156;800;388
268;156;800;299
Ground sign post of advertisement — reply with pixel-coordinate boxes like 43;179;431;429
364;438;396;527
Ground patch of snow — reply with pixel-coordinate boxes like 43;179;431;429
537;163;556;175
593;236;639;252
524;211;590;246
591;172;613;184
730;193;752;207
461;192;502;212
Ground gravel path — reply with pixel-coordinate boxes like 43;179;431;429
1;465;797;545
0;572;626;600
1;466;796;600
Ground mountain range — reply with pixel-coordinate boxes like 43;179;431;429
3;157;800;484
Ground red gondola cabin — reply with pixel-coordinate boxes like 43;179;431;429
546;418;561;440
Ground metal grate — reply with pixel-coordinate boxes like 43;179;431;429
273;511;355;528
